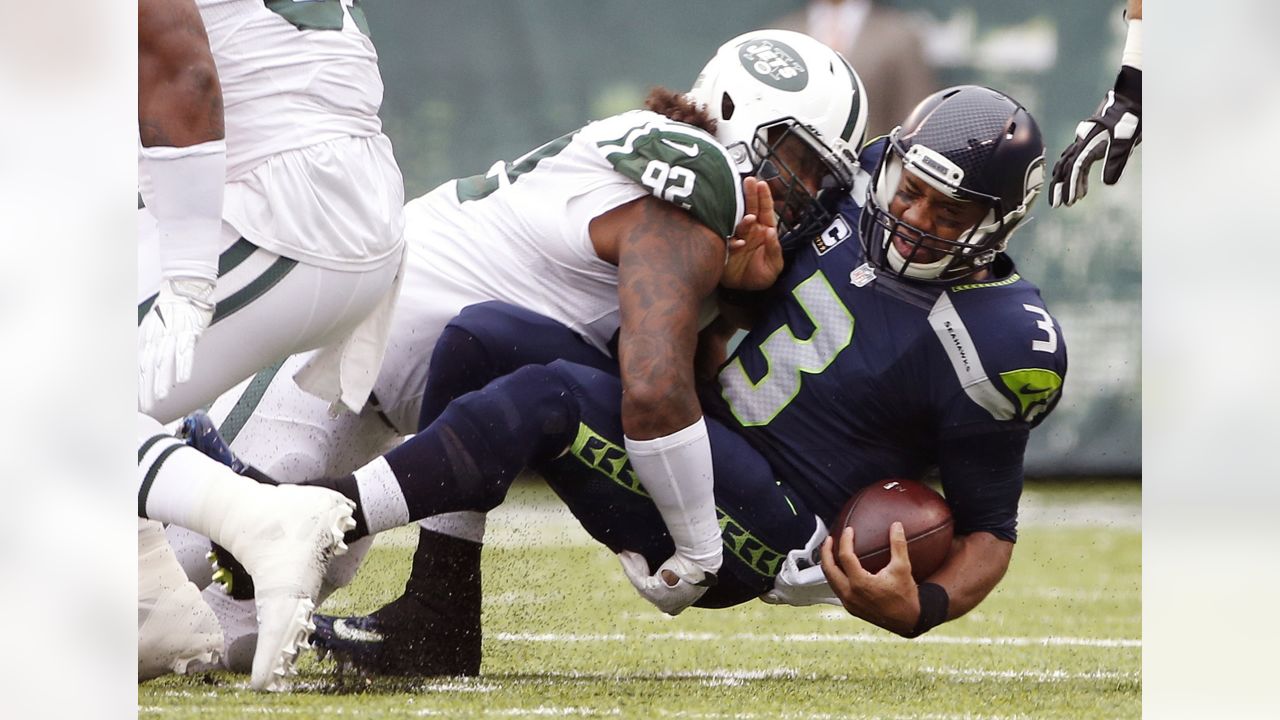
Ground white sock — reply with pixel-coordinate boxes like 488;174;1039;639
352;456;410;535
138;411;260;537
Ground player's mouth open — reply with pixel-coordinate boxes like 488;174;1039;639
893;233;944;264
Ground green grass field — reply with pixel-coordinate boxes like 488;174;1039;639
140;478;1140;719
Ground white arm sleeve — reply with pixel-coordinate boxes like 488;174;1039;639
1121;18;1142;70
139;139;227;282
624;417;722;575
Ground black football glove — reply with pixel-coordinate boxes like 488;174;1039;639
1050;64;1142;207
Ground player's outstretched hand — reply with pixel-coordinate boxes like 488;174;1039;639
1050;65;1142;207
618;550;718;616
721;176;781;290
820;523;920;635
139;278;215;412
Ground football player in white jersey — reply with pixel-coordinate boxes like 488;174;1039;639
136;0;406;691
167;29;870;675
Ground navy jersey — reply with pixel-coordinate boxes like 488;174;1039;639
705;140;1068;541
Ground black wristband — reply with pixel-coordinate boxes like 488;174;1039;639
905;582;950;638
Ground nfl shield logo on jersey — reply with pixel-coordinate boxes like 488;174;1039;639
850;262;876;287
814;216;852;255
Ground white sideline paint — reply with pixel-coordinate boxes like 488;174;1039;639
493;631;1140;649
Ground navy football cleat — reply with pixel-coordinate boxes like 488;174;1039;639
178;410;248;474
311;592;481;677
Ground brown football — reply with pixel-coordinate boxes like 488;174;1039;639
831;479;954;581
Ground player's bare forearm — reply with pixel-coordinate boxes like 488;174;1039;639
615;199;725;439
1127;0;1141;21
138;0;224;147
926;531;1014;622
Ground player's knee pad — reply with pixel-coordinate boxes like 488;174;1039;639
418;320;501;429
395;363;580;516
420;301;611;430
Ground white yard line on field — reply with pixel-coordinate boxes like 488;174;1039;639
917;666;1139;682
492;631;1140;648
373;492;1139;552
656;713;1037;720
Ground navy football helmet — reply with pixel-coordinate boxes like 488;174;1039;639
860;86;1046;282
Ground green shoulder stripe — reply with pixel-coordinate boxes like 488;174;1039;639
456;131;578;203
597;124;742;239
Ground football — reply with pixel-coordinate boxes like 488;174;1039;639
830;478;954;581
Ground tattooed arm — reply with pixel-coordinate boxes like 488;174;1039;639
608;198;724;439
592;196;727;613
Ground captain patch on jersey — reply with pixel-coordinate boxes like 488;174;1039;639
812;215;853;255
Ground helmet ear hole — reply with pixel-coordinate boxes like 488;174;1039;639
721;93;735;121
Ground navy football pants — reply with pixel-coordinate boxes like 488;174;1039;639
417;302;819;608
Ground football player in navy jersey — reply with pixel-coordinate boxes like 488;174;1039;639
200;85;1064;665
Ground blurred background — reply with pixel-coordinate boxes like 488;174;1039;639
363;0;1141;478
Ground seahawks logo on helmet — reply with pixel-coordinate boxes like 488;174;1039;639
737;40;808;92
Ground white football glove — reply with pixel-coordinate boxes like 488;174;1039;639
139;278;215;413
761;516;843;607
618;550;718;616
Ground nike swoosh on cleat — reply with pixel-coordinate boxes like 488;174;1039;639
331;619;384;644
660;138;700;158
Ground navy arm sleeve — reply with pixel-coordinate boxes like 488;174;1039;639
936;426;1028;542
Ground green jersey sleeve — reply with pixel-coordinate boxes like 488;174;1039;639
595;118;744;239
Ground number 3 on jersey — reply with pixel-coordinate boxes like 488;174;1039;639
720;271;854;426
640;160;696;204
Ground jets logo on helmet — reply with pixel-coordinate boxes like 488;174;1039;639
687;29;869;246
738;40;808;91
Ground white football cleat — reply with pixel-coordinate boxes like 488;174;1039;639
213;484;356;691
138;519;223;681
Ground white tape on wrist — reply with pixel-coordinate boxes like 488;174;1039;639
140;139;227;282
625;417;722;572
1121;19;1142;70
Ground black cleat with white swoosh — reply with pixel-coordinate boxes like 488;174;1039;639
310;593;480;677
310;527;482;676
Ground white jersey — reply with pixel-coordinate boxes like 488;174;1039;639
196;0;385;179
374;109;745;431
140;0;404;271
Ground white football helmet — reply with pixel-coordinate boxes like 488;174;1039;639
688;29;868;240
